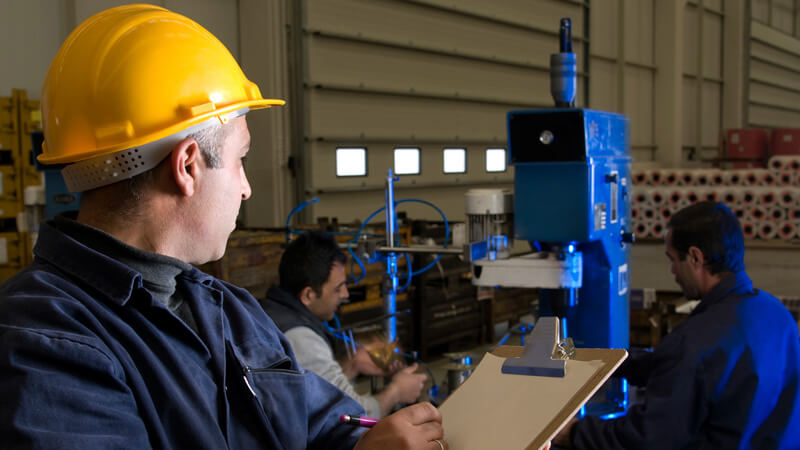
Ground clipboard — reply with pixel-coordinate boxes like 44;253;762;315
438;341;627;449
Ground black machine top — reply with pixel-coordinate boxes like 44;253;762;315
507;109;629;164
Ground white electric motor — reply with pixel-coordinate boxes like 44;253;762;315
464;189;513;260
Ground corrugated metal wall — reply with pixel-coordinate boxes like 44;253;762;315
0;0;240;98
590;0;655;163
748;21;800;128
295;0;728;224
682;0;724;163
748;0;800;128
752;0;798;35
298;0;588;223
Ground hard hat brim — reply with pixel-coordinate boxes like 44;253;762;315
38;98;285;165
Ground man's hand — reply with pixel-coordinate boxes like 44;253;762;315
385;359;406;375
373;363;427;416
352;346;386;377
388;363;427;404
340;346;387;380
354;402;448;450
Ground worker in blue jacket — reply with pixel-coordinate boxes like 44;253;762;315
554;201;800;449
0;5;446;450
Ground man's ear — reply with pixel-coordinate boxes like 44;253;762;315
170;137;202;196
687;246;705;269
298;286;316;307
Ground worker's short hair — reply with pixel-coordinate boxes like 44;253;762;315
128;123;226;197
187;123;226;169
279;231;347;298
88;124;228;219
667;201;745;274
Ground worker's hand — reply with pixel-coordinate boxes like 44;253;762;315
351;346;385;377
354;402;447;450
388;363;427;404
385;359;406;375
552;417;577;448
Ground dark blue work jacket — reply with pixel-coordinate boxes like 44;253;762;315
0;221;363;449
572;272;800;449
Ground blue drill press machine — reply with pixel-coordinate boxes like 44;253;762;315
469;18;634;416
509;107;632;351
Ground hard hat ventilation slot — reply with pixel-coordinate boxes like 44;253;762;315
59;109;250;192
114;149;145;173
62;142;172;191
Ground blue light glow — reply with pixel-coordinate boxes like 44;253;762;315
599;411;628;420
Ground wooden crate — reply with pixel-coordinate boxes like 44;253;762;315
0;231;28;283
412;254;486;358
0;165;21;220
629;308;663;348
14;89;43;189
487;287;537;326
0;96;19;159
629;292;692;348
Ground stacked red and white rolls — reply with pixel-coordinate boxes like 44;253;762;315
631;157;800;240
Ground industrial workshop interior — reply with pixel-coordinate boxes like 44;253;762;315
2;0;800;448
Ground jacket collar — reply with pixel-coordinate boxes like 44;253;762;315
693;271;753;316
264;285;337;342
35;220;143;307
34;218;217;307
265;286;323;325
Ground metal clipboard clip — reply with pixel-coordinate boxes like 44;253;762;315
501;316;573;377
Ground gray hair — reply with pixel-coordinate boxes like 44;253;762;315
97;123;229;217
81;123;230;227
187;122;227;169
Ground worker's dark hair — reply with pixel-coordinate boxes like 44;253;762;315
667;201;744;274
279;231;347;298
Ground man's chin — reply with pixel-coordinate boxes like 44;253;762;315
192;247;226;266
681;288;700;300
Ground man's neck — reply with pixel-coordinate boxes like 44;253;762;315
77;195;181;261
699;271;733;298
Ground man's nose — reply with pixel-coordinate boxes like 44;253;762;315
241;170;252;200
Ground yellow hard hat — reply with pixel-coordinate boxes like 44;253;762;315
39;4;284;170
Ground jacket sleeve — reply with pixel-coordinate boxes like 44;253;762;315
0;326;152;450
285;326;381;417
571;333;709;449
615;347;655;386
